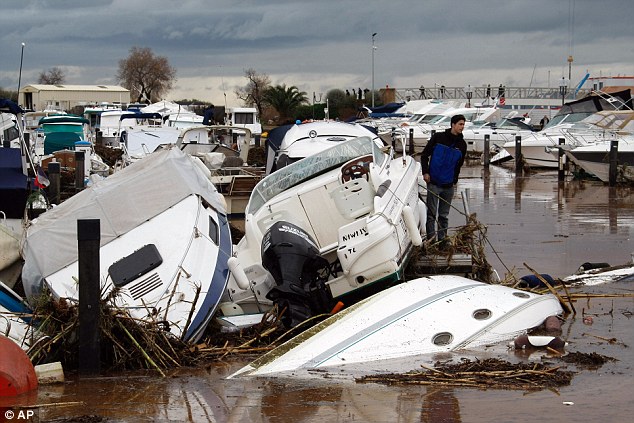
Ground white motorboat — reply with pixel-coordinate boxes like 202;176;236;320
229;274;563;378
562;134;634;183
499;93;634;168
21;147;232;343
264;120;382;174
462;115;537;156
383;105;500;153
219;134;425;329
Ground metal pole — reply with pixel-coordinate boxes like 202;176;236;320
408;128;414;156
78;219;101;375
609;140;618;186
371;33;377;108
17;42;25;104
483;134;490;168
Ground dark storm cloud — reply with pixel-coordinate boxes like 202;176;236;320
1;0;632;102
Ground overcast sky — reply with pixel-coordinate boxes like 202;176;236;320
1;0;632;106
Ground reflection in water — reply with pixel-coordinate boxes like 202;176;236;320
260;381;343;423
482;168;490;202
514;176;524;212
421;387;461;423
608;187;618;234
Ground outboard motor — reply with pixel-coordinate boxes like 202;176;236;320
261;221;332;328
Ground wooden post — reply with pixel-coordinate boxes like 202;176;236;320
609;140;618;186
408;128;414;155
78;219;101;375
75;150;85;190
558;138;565;181
514;135;522;175
48;162;61;205
483;134;490;168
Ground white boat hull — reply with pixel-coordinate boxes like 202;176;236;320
42;195;231;342
21;148;232;343
564;141;634;183
230;275;563;377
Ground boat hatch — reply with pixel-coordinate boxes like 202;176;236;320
512;292;530;299
108;244;163;287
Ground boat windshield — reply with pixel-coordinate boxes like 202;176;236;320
544;112;593;129
247;136;384;215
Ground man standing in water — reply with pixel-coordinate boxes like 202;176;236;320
420;114;467;249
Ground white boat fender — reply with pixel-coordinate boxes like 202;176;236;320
403;205;422;247
228;257;250;290
512;334;566;350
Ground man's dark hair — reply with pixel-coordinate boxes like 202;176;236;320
451;114;466;125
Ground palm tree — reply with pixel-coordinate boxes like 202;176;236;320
262;84;308;122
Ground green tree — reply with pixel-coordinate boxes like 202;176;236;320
235;68;271;119
326;89;358;120
293;104;325;121
0;87;17;102
262;84;308;123
116;47;176;103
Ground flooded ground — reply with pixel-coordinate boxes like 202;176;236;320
4;163;633;422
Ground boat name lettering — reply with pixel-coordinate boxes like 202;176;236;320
342;227;368;241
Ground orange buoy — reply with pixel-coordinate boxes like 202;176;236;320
0;335;38;396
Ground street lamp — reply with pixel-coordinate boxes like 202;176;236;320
17;42;25;104
464;84;473;108
371;32;377;108
559;77;569;106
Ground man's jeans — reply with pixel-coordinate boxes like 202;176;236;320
425;182;454;241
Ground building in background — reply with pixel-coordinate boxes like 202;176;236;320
18;84;130;112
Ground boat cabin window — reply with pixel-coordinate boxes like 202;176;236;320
208;216;219;245
233;112;254;125
3;124;19;144
247;136;385;215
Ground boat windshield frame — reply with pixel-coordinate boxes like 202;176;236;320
246;136;385;215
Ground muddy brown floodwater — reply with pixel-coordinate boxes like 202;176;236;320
3;163;633;422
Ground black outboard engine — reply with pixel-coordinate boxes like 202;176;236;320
261;221;332;328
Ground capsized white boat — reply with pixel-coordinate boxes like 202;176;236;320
229;275;563;378
220;135;425;329
21;146;232;343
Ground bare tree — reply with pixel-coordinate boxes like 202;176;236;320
116;47;176;103
235;68;270;118
38;67;66;85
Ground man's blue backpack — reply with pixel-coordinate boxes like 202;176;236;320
429;142;462;186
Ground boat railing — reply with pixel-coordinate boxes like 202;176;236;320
394;86;593;103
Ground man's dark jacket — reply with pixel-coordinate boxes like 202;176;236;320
420;128;468;187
